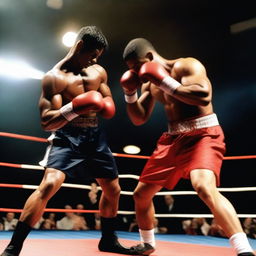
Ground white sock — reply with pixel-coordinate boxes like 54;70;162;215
139;229;155;247
229;232;253;254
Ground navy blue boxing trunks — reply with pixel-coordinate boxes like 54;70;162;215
40;117;118;180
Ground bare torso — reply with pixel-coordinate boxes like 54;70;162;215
39;56;112;131
51;63;105;106
145;57;214;122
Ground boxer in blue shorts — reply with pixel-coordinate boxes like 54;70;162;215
1;26;134;256
42;121;118;180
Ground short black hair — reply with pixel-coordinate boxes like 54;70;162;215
123;38;155;61
76;26;108;51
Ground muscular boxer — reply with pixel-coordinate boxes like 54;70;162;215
120;38;255;256
1;26;134;256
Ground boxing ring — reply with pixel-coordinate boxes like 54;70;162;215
0;131;256;255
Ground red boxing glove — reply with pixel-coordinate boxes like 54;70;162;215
100;96;116;119
139;62;181;95
60;91;104;121
120;70;141;103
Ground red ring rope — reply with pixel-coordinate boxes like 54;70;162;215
0;208;99;213
0;132;48;143
0;131;255;160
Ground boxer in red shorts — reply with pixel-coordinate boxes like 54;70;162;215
120;38;255;256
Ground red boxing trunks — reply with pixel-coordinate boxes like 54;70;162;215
139;114;226;189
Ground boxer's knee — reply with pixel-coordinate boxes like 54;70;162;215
192;180;218;207
97;178;121;199
38;168;65;200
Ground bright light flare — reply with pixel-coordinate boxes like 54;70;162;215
0;58;44;80
62;32;77;47
123;145;141;154
46;0;63;10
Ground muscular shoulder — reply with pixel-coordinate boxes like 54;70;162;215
173;57;206;76
41;71;56;97
41;69;67;97
94;65;112;97
93;64;108;83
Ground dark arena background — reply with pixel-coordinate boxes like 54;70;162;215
0;1;255;255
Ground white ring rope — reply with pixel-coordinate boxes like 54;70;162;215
2;182;256;196
1;162;256;218
1;163;256;195
117;212;256;218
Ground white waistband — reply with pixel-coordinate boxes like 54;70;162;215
168;114;219;135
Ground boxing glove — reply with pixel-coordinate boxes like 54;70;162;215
100;96;116;119
120;70;141;103
139;62;181;95
60;91;104;121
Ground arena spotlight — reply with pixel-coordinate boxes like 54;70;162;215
62;32;77;47
123;145;141;154
46;0;63;10
0;58;44;80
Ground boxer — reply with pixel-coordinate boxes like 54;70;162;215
1;26;134;256
120;38;255;256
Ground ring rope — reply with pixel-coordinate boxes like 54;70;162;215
1;181;256;195
0;131;255;160
0;132;48;143
0;208;99;214
1;132;255;218
1;161;256;193
0;208;255;218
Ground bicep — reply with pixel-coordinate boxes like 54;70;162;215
181;74;210;91
98;82;112;98
177;58;210;90
39;92;62;116
95;65;111;98
40;74;63;114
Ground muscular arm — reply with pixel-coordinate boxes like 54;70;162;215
126;83;155;126
172;58;212;106
97;66;116;119
39;73;68;131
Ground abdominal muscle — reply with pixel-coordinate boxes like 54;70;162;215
151;86;213;122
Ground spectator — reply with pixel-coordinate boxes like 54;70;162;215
42;213;56;230
153;218;168;234
182;218;210;236
163;195;174;212
157;195;183;234
3;212;18;231
57;205;89;230
208;218;226;238
0;218;4;230
76;204;85;217
248;219;256;239
75;204;89;230
243;218;253;236
56;205;75;230
88;182;99;206
85;182;100;230
33;217;44;230
39;219;53;230
243;218;256;239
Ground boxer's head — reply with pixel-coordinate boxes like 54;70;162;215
76;26;108;52
123;38;155;72
73;26;108;68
